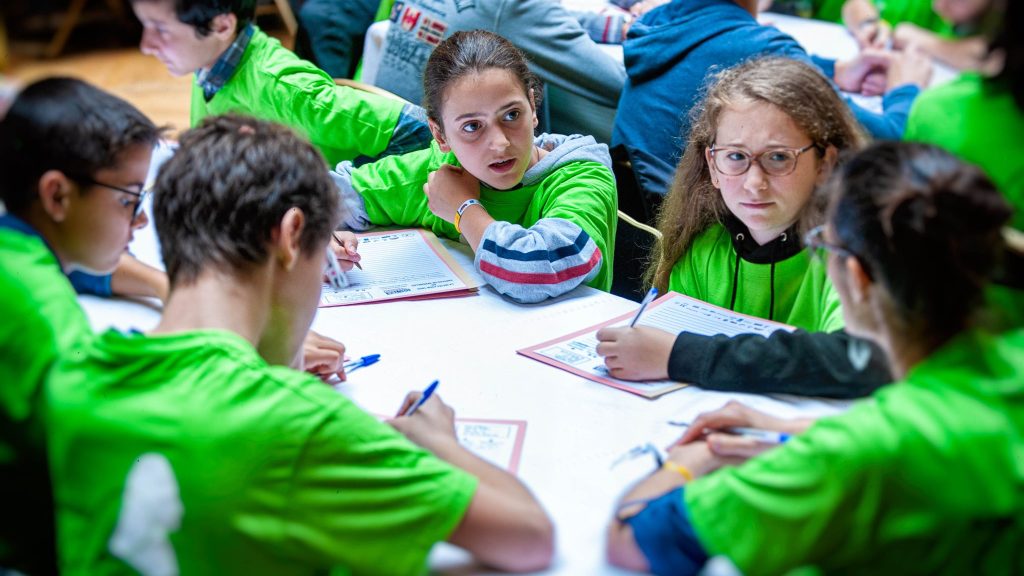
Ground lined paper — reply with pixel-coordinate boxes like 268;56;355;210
320;229;478;306
519;292;795;399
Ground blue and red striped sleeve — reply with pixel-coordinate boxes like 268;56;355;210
473;218;602;303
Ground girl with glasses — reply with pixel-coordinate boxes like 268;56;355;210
597;57;891;398
607;141;1019;575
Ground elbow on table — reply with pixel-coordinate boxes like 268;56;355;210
485;510;555;573
605;520;650;573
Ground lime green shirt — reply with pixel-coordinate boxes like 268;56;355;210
669;223;843;331
905;73;1024;231
685;327;1024;574
350;138;617;293
0;224;91;575
46;329;476;575
190;27;405;167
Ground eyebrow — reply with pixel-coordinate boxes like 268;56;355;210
453;99;524;122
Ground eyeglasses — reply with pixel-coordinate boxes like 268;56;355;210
709;143;819;177
76;177;150;221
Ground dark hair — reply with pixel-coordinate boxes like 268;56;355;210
422;30;542;129
829;141;1012;341
130;0;256;36
0;77;162;214
647;57;866;292
153;114;339;286
988;0;1023;109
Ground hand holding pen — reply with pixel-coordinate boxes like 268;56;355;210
672;400;813;460
331;231;362;271
390;381;460;450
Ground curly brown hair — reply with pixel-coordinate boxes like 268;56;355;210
646;57;867;293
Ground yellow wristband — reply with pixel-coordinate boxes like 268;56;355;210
454;198;482;234
662;460;694;482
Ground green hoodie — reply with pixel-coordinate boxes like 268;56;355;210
669;219;843;332
334;134;618;303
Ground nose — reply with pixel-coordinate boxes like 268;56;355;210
488;127;511;152
132;208;149;230
742;162;769;195
140;28;158;55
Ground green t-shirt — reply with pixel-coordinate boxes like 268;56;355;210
0;225;91;574
350;139;617;292
190;27;405;167
685;327;1024;574
668;223;843;331
45;329;477;575
905;73;1024;231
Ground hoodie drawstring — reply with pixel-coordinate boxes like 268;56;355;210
729;233;743;311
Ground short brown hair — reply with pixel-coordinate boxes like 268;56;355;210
153;114;339;286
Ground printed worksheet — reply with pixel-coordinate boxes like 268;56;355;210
519;292;795;399
456;419;527;474
320;229;479;306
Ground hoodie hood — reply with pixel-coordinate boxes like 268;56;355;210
624;0;764;84
520;133;612;187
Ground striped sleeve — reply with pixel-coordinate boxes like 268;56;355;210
330;160;373;231
474;218;602;303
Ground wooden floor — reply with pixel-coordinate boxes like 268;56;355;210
8;47;194;133
5;19;293;136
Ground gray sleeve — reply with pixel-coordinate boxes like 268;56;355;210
474;218;602;304
330;161;373;231
493;0;626;107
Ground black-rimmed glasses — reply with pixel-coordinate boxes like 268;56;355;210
709;143;819;176
77;177;149;221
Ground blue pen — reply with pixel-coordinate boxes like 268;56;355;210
729;427;791;445
343;354;380;372
402;380;439;416
629;287;659;327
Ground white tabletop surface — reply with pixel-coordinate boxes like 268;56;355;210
75;144;852;575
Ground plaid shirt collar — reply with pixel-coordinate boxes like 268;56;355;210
195;23;255;102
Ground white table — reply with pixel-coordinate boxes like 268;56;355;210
79;144;849;574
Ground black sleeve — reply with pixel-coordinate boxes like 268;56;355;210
667;329;892;399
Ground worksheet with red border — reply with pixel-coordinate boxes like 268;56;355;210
320;229;480;307
518;292;795;399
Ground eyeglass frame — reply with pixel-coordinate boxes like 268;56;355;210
707;142;821;177
74;176;150;221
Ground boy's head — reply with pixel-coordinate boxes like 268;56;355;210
153;114;338;356
130;0;256;76
0;77;161;273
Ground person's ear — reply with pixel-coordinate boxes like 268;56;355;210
273;207;305;271
529;88;539;130
428;118;450;153
37;170;74;223
705;148;721;189
815;145;839;186
845;255;873;304
210;13;237;39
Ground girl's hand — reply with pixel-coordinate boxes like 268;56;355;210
329;231;361;271
424;164;480;223
676;401;813;459
595;326;675;381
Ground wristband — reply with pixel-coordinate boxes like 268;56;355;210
454;198;482;234
662;460;694;482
